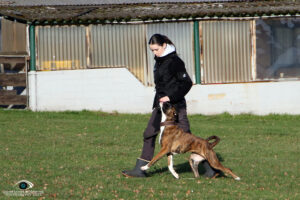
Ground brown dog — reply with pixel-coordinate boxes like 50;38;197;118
141;102;240;181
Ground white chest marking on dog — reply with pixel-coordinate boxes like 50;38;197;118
159;102;166;144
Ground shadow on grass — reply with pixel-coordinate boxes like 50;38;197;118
148;153;228;178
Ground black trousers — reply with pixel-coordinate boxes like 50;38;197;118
140;107;191;161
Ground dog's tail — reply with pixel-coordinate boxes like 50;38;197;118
206;136;220;149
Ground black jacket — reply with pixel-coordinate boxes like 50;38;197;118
152;51;193;109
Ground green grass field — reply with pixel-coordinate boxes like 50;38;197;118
0;110;299;199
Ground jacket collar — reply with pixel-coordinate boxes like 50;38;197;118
154;51;177;62
161;44;176;57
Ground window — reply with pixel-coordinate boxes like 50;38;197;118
256;18;300;80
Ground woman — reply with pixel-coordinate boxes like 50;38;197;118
122;34;216;178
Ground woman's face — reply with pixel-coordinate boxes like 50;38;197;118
149;43;167;57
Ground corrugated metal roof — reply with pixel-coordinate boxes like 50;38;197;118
0;0;247;6
0;1;299;24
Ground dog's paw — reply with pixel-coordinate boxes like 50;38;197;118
234;177;241;181
173;173;179;179
141;165;149;171
170;171;179;179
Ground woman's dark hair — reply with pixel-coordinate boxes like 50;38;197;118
148;34;174;46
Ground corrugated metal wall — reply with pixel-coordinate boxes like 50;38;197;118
35;20;254;85
36;25;86;70
200;21;252;84
90;24;146;84
0;19;27;54
146;22;195;85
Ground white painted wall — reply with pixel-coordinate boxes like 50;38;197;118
186;81;300;115
28;68;300;115
28;68;154;113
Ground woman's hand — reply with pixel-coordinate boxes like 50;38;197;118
159;96;170;102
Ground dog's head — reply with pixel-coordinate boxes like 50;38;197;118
162;102;177;120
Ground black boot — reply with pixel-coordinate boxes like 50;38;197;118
122;158;149;178
202;160;218;178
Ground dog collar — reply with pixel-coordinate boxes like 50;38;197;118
160;121;177;127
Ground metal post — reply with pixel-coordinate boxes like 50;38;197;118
193;21;201;84
29;25;36;71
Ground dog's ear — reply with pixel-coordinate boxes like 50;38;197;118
163;102;171;108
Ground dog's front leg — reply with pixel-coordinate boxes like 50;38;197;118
168;154;179;179
141;147;169;171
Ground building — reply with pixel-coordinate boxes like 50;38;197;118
0;0;300;114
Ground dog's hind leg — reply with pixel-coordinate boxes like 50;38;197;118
168;154;179;179
189;153;205;178
205;151;241;181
